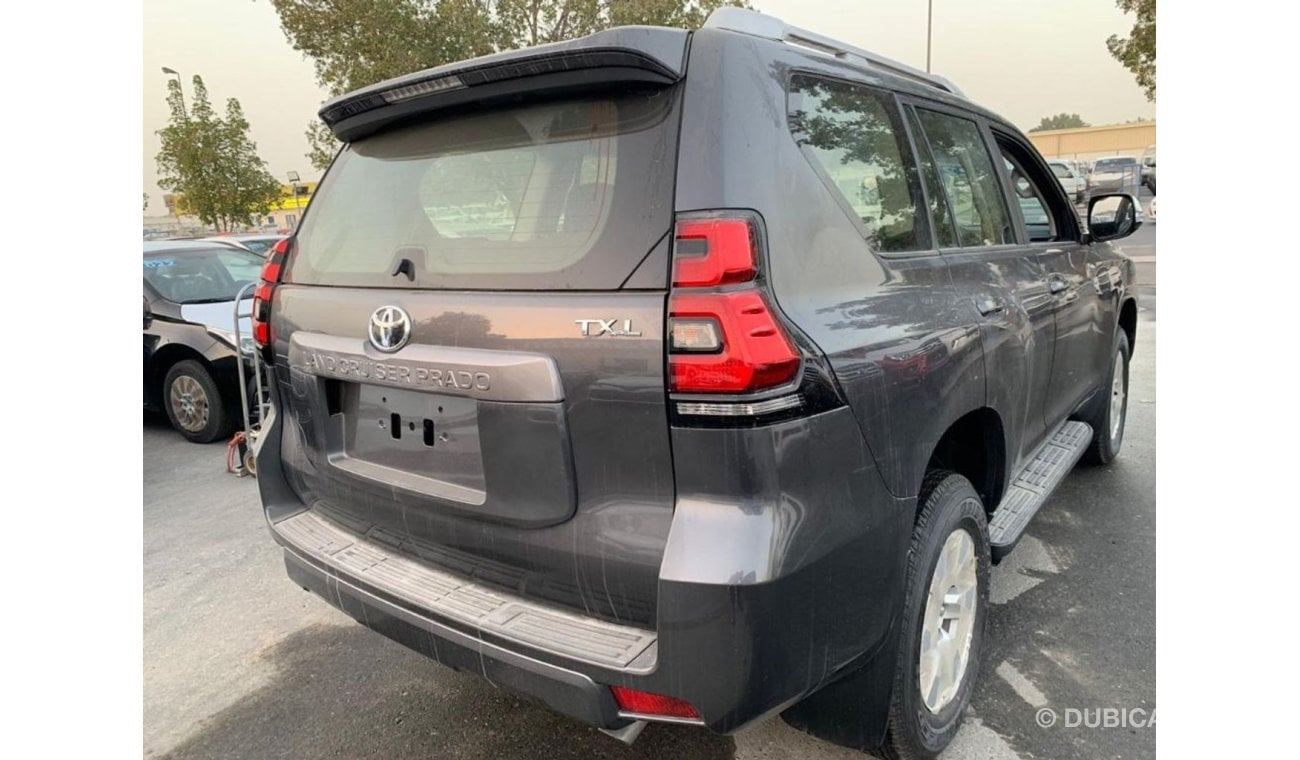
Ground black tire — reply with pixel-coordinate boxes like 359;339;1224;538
1080;331;1130;465
162;359;231;443
882;472;991;760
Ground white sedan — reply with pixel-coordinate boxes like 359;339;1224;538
1047;160;1086;203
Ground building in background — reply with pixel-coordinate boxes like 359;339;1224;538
261;181;317;233
1027;121;1155;163
143;181;318;238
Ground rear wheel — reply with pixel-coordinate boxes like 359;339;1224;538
163;360;231;443
882;472;990;760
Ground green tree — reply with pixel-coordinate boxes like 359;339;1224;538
156;76;283;231
1107;0;1155;101
1030;113;1090;132
270;0;747;171
305;119;338;174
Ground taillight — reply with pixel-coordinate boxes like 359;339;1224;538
252;238;291;349
672;218;758;287
669;291;799;392
609;686;701;720
668;215;800;395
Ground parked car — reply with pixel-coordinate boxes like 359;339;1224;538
200;234;286;256
1047;159;1086;203
1140;145;1156;194
143;241;261;442
1088;155;1141;195
250;8;1139;758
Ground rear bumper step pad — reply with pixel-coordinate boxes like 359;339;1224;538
272;510;658;671
988;420;1092;561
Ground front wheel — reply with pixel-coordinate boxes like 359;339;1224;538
163;359;232;443
1081;331;1130;465
882;472;991;760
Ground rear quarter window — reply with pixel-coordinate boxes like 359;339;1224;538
289;90;680;290
787;74;929;253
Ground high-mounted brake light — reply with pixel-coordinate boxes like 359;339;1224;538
668;215;801;396
381;74;465;104
609;686;701;720
252;238;292;348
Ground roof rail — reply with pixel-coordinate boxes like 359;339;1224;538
702;8;966;99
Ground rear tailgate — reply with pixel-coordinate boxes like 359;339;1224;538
267;74;683;627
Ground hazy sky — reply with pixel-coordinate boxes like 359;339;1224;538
142;0;1153;213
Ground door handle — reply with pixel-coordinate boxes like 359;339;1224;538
976;296;1006;316
1047;275;1068;295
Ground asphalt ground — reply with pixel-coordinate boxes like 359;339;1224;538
144;282;1156;760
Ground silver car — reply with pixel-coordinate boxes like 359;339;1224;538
1048;160;1086;203
199;234;286;257
1088;156;1141;195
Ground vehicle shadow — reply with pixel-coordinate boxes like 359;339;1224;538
159;623;737;760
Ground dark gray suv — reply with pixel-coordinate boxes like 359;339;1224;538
252;8;1139;757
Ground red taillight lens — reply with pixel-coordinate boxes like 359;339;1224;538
668;214;800;395
252;238;292;348
609;686;700;719
673;218;758;287
669;291;799;393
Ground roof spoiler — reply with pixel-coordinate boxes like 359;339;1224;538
703;7;966;99
320;27;689;142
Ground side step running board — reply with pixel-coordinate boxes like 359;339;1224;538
988;421;1092;562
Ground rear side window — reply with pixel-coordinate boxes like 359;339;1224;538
290;90;679;290
913;109;1014;247
787;75;928;253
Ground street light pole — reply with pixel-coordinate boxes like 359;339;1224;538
286;171;303;231
287;170;303;211
161;66;184;113
926;0;933;74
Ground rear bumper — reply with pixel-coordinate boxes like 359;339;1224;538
262;403;908;736
280;541;631;728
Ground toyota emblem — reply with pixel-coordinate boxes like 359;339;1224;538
368;305;412;352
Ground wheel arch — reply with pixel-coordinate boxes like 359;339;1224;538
1119;297;1137;356
146;343;213;407
923;407;1007;515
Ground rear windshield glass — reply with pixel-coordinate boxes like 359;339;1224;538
235;238;279;254
289;90;679;290
144;248;263;304
1049;164;1073;179
1094;158;1136;170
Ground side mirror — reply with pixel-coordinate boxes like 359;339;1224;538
143;296;153;329
1087;193;1142;243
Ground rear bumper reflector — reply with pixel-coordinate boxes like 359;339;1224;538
609;686;703;722
675;394;801;417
